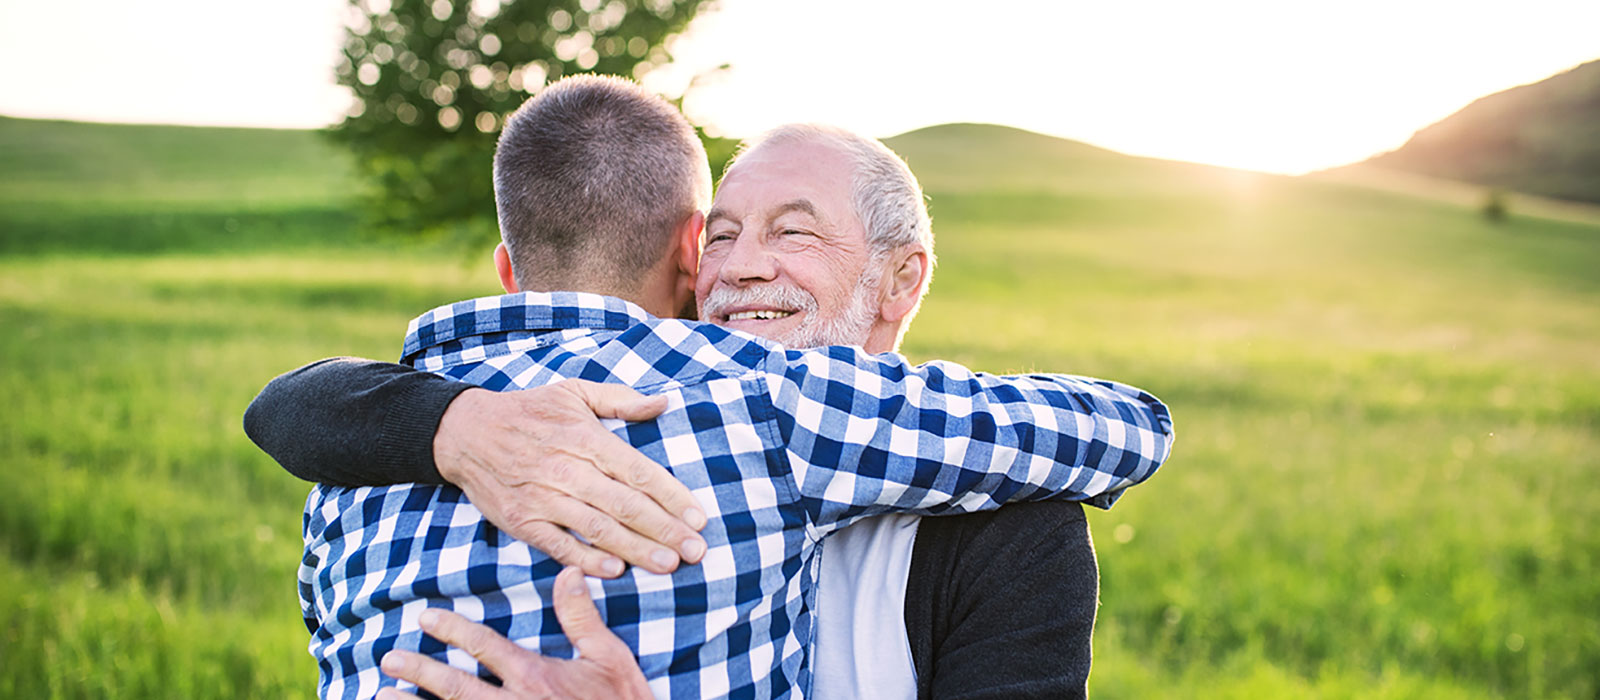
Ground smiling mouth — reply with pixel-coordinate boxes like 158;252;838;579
725;310;796;322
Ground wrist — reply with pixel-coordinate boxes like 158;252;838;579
433;387;491;484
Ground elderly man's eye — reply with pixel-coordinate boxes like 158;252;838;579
780;229;811;237
706;232;735;244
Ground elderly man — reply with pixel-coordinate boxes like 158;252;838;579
246;76;1173;699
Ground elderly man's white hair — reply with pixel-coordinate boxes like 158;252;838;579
727;124;935;260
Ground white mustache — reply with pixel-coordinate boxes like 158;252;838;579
702;284;818;320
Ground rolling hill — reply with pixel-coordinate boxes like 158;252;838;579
0;115;355;210
0;116;364;255
1351;59;1600;204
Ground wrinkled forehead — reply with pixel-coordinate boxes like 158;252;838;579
711;139;859;226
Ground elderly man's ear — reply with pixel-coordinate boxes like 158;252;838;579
879;248;930;323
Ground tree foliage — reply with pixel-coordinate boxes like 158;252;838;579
331;0;718;243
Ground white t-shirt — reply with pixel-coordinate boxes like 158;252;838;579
809;513;922;700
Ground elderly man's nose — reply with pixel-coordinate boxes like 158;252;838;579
721;235;776;282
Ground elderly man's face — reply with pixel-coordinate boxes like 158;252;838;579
696;139;882;348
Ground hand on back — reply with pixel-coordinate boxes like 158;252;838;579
377;567;653;700
433;379;708;577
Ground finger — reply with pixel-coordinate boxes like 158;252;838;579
417;610;552;686
562;380;668;422
381;649;505;700
552;567;635;667
556;467;706;565
543;495;686;575
495;515;626;578
375;688;423;700
459;447;695;573
560;382;708;532
586;430;709;536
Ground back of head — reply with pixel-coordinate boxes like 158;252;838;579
494;75;711;294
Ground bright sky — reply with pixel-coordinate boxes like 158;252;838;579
2;0;1596;174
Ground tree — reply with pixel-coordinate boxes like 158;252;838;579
331;0;718;244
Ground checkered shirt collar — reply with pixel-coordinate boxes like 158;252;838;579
401;291;656;362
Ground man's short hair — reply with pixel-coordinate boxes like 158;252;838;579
729;124;935;262
494;75;711;292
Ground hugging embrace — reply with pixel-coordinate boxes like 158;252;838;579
246;74;1174;700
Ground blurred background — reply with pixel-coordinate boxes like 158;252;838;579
1;1;1596;697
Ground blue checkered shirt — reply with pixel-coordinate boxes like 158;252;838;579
299;292;1174;699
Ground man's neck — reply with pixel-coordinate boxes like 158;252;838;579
494;242;689;320
862;321;906;355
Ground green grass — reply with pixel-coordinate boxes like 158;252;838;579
1;118;1596;698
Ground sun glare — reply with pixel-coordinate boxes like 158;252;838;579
1;0;1596;174
655;0;1600;174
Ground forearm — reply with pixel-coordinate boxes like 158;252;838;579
779;351;1175;526
243;357;469;486
967;369;1175;509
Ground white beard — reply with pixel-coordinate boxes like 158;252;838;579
701;259;882;349
776;267;880;349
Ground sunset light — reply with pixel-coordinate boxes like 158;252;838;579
647;0;1600;174
2;0;1596;174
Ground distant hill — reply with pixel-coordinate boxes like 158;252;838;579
1354;60;1600;204
0;116;354;210
6;114;1595;232
885;123;1244;199
0;116;361;254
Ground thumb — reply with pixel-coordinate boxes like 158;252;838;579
567;380;668;422
553;567;631;664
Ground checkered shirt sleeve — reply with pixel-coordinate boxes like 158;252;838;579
763;345;1174;535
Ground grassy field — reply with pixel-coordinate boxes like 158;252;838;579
1;116;1596;699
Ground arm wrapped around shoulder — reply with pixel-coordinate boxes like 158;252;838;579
769;346;1175;529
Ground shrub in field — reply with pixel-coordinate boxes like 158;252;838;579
1481;188;1509;223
